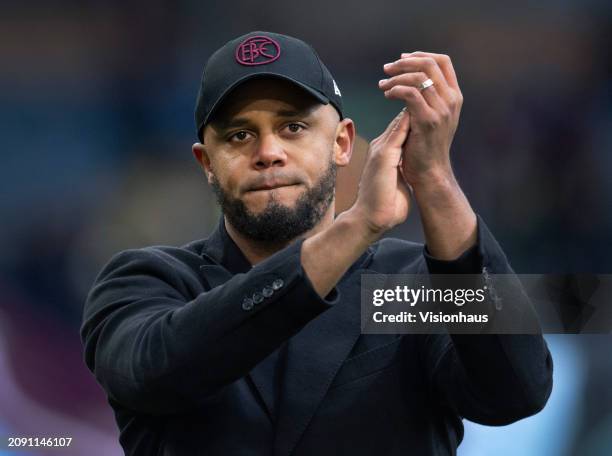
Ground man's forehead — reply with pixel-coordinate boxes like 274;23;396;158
210;78;324;124
214;105;322;130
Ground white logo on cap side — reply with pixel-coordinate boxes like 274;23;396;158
333;79;341;96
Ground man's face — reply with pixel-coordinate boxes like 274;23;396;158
196;78;349;243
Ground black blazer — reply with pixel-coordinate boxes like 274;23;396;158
81;215;553;456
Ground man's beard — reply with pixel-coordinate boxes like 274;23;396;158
210;159;336;244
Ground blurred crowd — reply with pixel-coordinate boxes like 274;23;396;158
0;1;611;454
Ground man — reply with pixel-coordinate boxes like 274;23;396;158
81;31;553;455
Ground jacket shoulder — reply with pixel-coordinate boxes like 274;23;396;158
92;239;207;288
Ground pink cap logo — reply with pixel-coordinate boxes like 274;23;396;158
235;36;281;66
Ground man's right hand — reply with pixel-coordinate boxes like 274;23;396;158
301;109;413;298
349;108;413;236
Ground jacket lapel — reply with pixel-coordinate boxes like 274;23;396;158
273;265;370;456
199;219;277;422
199;216;378;443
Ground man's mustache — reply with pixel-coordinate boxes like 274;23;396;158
241;172;307;193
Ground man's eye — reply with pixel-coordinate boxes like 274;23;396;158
286;123;305;133
229;131;250;142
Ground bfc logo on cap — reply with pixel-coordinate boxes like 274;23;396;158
235;36;281;66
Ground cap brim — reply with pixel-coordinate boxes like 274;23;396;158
199;73;330;136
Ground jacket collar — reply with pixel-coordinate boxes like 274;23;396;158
200;216;253;274
200;215;374;276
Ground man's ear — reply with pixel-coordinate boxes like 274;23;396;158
333;118;355;168
192;143;215;184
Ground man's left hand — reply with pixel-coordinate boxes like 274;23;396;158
378;51;463;188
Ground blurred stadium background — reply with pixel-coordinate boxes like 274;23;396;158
1;1;611;454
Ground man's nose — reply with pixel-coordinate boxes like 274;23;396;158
252;134;287;170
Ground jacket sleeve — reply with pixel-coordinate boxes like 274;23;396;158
80;239;338;415
420;214;554;425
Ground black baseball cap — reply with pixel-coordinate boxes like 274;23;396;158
194;31;344;142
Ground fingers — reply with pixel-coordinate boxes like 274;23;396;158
368;108;410;168
379;73;445;111
386;108;411;149
383;85;437;127
402;51;459;90
383;57;450;100
375;108;410;148
379;52;463;128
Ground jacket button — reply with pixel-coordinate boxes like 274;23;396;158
482;266;502;310
253;291;264;304
272;278;284;290
262;286;274;297
242;297;254;311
